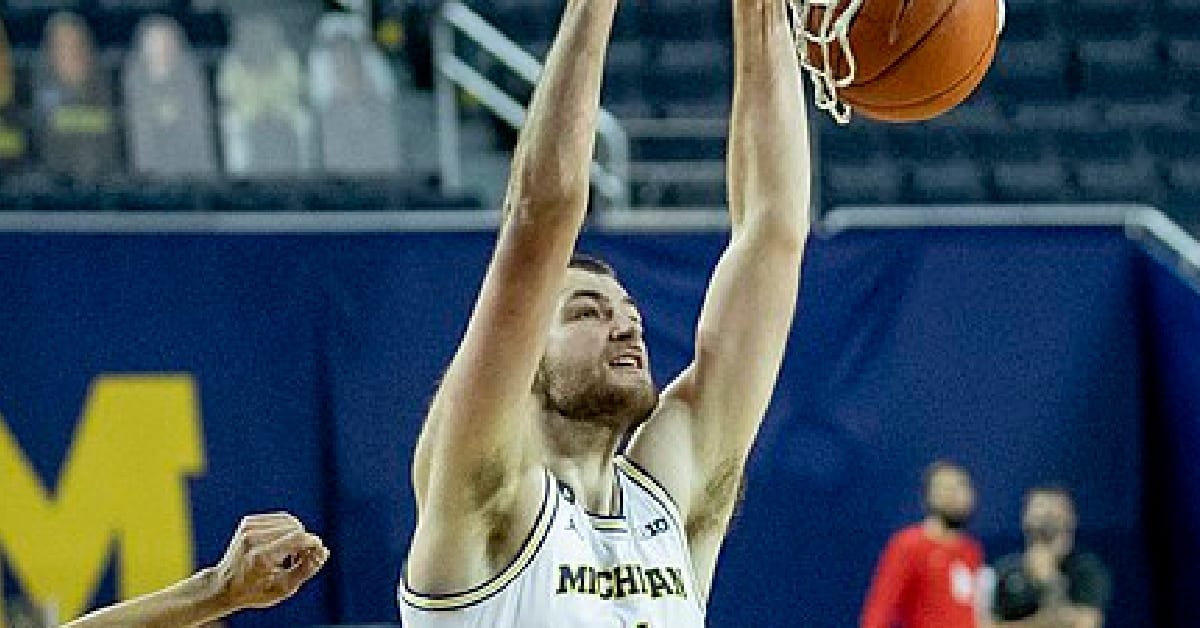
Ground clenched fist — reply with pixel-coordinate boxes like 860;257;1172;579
214;512;330;612
64;511;329;627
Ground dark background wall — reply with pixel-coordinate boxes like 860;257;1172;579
0;225;1194;626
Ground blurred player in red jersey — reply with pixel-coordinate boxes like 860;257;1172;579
861;461;989;628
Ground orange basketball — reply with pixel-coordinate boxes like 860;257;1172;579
807;0;1002;122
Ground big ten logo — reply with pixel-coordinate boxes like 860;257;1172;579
0;375;205;625
642;518;670;538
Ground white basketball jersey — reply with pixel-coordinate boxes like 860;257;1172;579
398;456;707;628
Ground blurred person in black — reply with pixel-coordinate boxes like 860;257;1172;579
992;487;1111;628
33;12;121;180
123;15;218;177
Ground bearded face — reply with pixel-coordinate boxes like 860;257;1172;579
535;269;658;430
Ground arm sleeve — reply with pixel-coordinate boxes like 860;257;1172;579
861;533;911;628
1067;554;1111;610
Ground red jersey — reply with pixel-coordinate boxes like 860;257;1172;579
861;524;984;628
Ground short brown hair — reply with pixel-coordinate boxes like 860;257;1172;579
569;253;616;278
1025;485;1075;508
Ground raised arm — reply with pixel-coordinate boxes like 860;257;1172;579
626;0;811;587
407;0;618;590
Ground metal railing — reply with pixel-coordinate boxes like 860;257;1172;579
432;1;630;209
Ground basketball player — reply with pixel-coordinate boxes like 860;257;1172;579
65;512;327;627
861;461;988;628
398;0;810;623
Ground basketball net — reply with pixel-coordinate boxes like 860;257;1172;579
786;0;866;124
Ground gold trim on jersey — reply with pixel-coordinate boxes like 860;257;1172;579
614;455;685;530
613;455;709;612
398;469;558;611
588;515;630;533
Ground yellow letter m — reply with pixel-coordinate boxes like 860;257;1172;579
0;375;205;622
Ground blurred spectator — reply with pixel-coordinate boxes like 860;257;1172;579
861;461;988;628
308;12;396;108
992;487;1111;628
123;15;218;178
32;12;121;180
309;14;401;175
0;16;30;171
217;14;313;175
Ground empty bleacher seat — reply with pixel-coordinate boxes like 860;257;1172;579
602;40;647;104
1156;0;1200;36
1145;128;1200;160
992;158;1072;202
906;160;989;203
818;120;884;164
823;159;904;205
647;41;730;104
1000;0;1055;42
1102;97;1189;129
983;39;1071;102
309;14;403;176
1076;35;1164;98
1074;157;1160;202
965;128;1051;163
883;125;970;162
1055;128;1138;162
1166;159;1200;197
1012;100;1101;131
925;98;1008;133
1062;0;1150;38
1165;38;1200;91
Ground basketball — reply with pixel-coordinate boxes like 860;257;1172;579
805;0;1003;122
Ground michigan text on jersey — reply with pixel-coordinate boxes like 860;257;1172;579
556;564;689;601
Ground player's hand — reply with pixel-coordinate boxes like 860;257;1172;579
213;512;330;612
1025;545;1060;583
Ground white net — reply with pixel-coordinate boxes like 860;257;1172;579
787;0;866;124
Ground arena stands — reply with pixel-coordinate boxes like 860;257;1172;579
0;1;477;212
462;0;1200;227
0;0;1197;229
